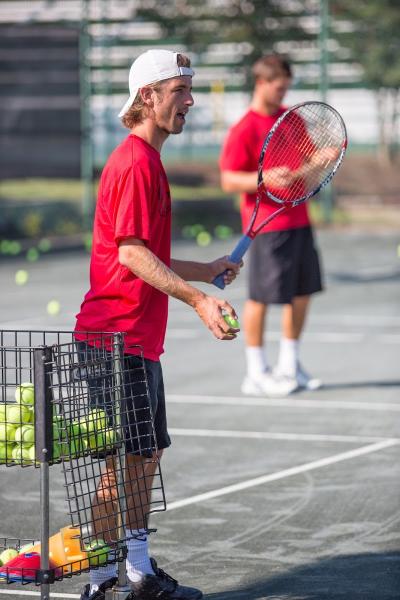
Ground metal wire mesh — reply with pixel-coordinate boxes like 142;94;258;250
54;336;166;547
0;330;166;584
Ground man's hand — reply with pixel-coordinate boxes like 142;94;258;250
263;166;295;188
192;294;239;340
205;256;243;286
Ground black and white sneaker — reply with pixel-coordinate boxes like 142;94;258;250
80;577;130;600
130;558;203;599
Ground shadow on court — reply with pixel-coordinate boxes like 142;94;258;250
321;379;400;390
204;551;400;600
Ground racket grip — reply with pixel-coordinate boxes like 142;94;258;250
212;235;252;290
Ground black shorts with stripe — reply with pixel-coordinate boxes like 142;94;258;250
248;226;323;304
75;342;171;457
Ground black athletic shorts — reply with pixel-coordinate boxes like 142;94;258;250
75;342;171;457
248;226;323;304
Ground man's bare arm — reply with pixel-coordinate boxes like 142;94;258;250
221;170;258;194
170;257;241;285
118;238;238;340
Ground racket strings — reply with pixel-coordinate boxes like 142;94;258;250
261;105;345;203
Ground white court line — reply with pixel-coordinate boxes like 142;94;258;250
166;330;400;343
0;443;398;599
0;590;79;598
167;394;400;412
167;439;399;511
169;427;394;444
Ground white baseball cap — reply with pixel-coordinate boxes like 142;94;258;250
118;49;195;118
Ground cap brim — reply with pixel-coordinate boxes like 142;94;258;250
118;94;136;118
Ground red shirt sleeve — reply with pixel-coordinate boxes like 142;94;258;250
113;161;153;245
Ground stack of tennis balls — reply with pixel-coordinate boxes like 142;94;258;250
0;383;35;465
0;384;119;465
77;409;117;454
56;408;118;459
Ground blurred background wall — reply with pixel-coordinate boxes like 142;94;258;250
0;0;399;249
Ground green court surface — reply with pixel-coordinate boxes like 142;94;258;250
0;229;399;599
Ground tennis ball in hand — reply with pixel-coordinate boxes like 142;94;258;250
223;314;240;329
14;425;35;444
0;548;18;565
6;403;32;425
15;382;35;406
85;540;110;566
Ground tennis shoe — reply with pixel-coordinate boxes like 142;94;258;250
295;363;322;390
274;364;322;391
130;557;203;599
241;370;298;397
80;577;125;600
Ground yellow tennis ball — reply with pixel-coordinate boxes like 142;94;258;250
223;314;240;329
196;231;212;247
14;425;35;444
12;444;33;463
47;300;61;316
15;382;35;406
0;423;17;443
0;443;14;464
0;548;18;564
15;270;28;285
6;403;31;425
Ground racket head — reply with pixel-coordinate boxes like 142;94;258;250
258;101;347;207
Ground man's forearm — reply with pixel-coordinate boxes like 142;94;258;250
119;244;204;307
221;170;258;194
170;259;209;282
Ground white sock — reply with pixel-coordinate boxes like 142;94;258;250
277;337;299;376
246;346;268;378
89;563;117;594
126;528;154;583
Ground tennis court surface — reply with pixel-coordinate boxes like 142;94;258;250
0;229;399;599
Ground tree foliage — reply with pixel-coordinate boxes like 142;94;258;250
332;0;400;161
136;0;316;82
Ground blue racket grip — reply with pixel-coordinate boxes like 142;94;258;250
212;235;252;290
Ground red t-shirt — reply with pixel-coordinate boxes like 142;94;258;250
219;108;310;232
75;135;171;360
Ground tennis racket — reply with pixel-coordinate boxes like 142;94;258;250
213;100;347;289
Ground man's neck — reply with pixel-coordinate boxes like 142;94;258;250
130;121;168;152
250;97;280;117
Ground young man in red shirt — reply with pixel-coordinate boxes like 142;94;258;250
220;53;323;397
76;49;241;600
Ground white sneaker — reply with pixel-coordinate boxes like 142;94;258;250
296;364;322;390
275;364;322;391
241;370;299;398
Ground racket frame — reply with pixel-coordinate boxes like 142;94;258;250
212;100;347;289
